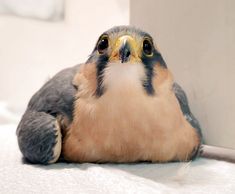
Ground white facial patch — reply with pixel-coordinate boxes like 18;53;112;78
102;62;146;91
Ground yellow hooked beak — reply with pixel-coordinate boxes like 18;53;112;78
109;35;141;63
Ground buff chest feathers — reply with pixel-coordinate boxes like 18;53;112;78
17;26;202;164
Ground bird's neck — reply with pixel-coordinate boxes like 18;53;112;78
102;62;146;94
73;62;174;100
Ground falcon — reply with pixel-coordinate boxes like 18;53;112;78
17;26;203;164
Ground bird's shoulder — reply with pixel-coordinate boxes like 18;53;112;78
27;64;81;120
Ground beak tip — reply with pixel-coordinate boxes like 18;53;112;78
119;43;131;63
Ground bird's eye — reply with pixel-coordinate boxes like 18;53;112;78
97;35;109;54
143;38;153;56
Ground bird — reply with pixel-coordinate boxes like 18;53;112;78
17;26;203;164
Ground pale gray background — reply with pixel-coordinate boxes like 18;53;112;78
0;0;129;113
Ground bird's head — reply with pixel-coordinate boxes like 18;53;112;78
86;26;167;97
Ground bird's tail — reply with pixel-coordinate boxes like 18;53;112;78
199;144;235;163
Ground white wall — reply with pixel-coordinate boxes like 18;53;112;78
131;0;235;149
0;0;129;113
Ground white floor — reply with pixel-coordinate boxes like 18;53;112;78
0;124;235;194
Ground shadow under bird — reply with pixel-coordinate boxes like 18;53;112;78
16;26;235;164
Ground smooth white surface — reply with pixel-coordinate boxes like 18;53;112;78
130;0;235;149
0;0;129;114
1;123;235;194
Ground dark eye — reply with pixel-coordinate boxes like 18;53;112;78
143;39;153;56
97;36;109;54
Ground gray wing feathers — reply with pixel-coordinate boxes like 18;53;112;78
17;110;58;164
16;64;80;164
27;64;80;121
173;83;202;138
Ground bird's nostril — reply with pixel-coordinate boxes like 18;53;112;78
125;50;130;58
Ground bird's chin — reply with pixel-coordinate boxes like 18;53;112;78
106;61;144;71
108;56;141;65
102;62;146;90
108;61;135;66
